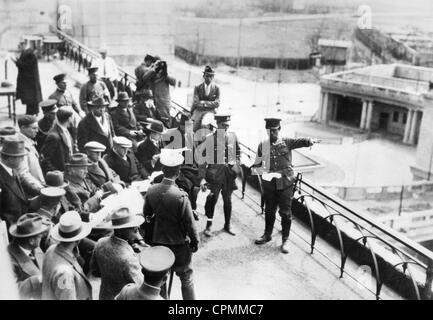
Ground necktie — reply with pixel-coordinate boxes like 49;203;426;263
205;84;210;96
29;250;38;267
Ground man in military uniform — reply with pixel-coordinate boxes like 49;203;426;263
253;117;318;254
142;148;199;300
199;114;240;237
49;73;85;117
79;67;111;114
35;100;58;151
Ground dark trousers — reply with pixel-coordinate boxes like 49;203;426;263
25;103;39;115
156;243;195;300
204;181;233;228
262;180;295;241
101;78;116;99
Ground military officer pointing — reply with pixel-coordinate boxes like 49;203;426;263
253;117;319;254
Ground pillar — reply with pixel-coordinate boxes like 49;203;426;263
360;100;368;129
403;109;414;144
321;92;329;123
365;100;374;131
408;110;418;145
317;91;324;121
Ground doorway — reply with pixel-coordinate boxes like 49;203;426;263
379;112;389;130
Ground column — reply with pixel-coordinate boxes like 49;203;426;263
403;109;413;144
408;110;418;145
360;100;368;129
365;100;374;131
317;91;324;121
321;92;329;123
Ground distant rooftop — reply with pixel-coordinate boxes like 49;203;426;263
318;38;352;48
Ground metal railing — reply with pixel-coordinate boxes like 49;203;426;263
55;30;433;300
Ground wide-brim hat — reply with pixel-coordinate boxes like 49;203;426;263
116;91;130;102
160;148;184;167
9;213;50;238
1;137;27;157
87;66;99;74
88;96;109;107
146;120;167;134
214;114;231;124
45;170;69;188
40;186;66;198
139;246;175;273
110;207;145;229
66;153;92;167
50;211;92;242
0;126;17;137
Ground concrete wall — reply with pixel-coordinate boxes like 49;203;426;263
394;65;433;82
413;99;433;179
59;0;175;66
0;0;57;51
370;102;406;136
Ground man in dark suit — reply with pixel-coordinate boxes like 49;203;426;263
143;148;199;300
136;120;165;177
40;107;74;173
0;137;30;226
191;66;220;132
77;96;115;153
111;91;144;147
7;213;49;299
133;90;158;123
103;136;146;184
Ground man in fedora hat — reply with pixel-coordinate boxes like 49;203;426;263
35;100;58;151
104;136;147;184
136;120;166;177
0;136;30;226
84;141;123;189
90;206;145;300
252;117;319;254
191;65;220;132
0;126;17;146
79;66;111;114
42;211;93;300
133;90;158;123
77;96;115;153
16;115;45;195
63;153;103;215
199;114;240;237
40;106;75;173
143;148;199;300
111;91;144;146
115;245;175;300
93;47;120;99
7;213;49;299
37;171;69;224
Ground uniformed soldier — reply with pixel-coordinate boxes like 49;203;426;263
35;100;58;151
253;117;318;254
49;73;85;117
199;114;240;237
79;67;111;114
115;246;175;300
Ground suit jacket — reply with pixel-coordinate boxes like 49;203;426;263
86;159;121;188
133;101;158;123
136;136;162;176
115;282;163;300
111;106;142;140
0;164;28;225
40;123;72;173
90;234;143;300
143;178;199;246
103;150;146;184
191;82;220;113
64;177;101;213
7;241;44;299
42;244;92;300
77;113;115;153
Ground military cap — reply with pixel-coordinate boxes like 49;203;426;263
264;117;282;129
84;141;106;152
39;99;58;110
144;54;155;62
53;73;66;83
139;246;175;273
113;136;132;148
160;148;184;167
214;114;231;123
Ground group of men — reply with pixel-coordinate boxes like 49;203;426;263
1;49;318;300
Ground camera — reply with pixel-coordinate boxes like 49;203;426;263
154;60;167;73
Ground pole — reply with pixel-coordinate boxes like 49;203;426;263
398;184;404;216
195;31;199;64
428;143;433;180
236;17;242;70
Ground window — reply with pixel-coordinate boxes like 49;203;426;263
403;112;407;124
393;111;399;122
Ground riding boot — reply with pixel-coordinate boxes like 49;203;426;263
204;220;212;237
255;213;275;245
281;218;292;254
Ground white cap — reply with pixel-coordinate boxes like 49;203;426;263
84;141;106;152
113;136;132;148
160;148;184;167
